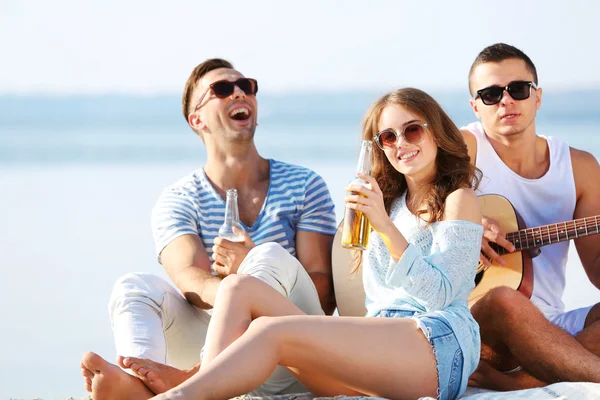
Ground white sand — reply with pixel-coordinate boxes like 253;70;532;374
0;163;598;399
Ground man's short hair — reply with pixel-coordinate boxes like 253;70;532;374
468;43;538;95
182;58;234;121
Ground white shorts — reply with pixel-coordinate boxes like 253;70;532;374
547;305;594;336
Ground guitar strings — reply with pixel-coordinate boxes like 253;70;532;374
498;216;600;254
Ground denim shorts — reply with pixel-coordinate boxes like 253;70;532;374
377;309;464;400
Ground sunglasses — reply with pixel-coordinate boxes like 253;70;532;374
373;121;428;150
473;80;538;106
194;78;258;111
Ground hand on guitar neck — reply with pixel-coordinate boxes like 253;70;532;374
480;215;516;267
471;194;600;307
480;216;542;267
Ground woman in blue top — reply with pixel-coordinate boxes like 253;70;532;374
150;88;483;400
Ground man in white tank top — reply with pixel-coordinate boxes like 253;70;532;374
461;43;600;390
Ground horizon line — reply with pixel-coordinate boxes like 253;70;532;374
2;86;600;98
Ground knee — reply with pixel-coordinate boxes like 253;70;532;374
476;286;529;322
237;242;299;280
252;242;288;258
109;272;171;312
218;274;257;300
246;316;280;340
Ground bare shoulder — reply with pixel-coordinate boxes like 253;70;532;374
570;147;600;198
570;147;600;171
461;128;477;165
460;128;475;142
443;187;481;224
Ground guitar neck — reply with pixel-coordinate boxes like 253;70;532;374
495;215;600;255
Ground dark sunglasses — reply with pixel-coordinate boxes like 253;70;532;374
473;80;538;106
194;78;258;111
373;121;428;150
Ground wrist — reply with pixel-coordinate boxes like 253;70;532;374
378;221;408;261
377;219;398;238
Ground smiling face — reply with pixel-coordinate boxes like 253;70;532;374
469;58;542;140
189;68;258;143
377;104;438;183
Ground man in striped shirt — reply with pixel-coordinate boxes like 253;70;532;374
81;59;337;399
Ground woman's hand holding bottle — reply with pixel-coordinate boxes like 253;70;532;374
345;173;395;236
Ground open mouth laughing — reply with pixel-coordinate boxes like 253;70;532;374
229;106;251;121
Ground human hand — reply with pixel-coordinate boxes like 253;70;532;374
344;173;394;235
480;216;515;267
212;229;255;277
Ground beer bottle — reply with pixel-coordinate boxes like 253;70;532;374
219;189;246;243
341;140;372;250
217;189;246;278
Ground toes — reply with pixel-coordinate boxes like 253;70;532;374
81;351;107;373
469;380;481;388
122;356;145;369
84;377;92;392
130;362;143;372
81;367;94;379
117;355;128;369
120;356;135;368
146;370;159;381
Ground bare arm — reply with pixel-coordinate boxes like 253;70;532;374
572;148;600;289
160;234;221;309
295;230;335;315
461;128;478;165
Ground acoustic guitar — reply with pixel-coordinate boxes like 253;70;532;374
332;194;600;316
470;194;600;305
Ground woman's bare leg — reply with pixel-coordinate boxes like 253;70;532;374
152;315;438;400
200;274;306;369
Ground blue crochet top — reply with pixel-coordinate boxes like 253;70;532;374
363;192;483;389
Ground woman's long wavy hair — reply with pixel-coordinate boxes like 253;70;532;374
363;88;482;223
348;88;482;275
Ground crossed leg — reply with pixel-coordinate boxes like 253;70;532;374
148;274;439;400
470;286;600;390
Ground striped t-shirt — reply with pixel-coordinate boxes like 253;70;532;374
151;159;337;270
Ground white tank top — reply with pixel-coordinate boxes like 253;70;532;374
464;122;576;317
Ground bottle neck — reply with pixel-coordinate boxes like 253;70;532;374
356;142;372;176
224;194;240;224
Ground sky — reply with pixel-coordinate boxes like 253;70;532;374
1;1;599;94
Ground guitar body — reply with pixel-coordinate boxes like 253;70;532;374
332;225;367;316
469;194;533;306
332;194;535;315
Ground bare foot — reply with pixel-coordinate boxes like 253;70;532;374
469;360;548;391
469;360;521;391
118;355;199;394
80;363;93;392
80;351;154;400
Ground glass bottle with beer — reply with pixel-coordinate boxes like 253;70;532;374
217;189;246;278
341;140;372;250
